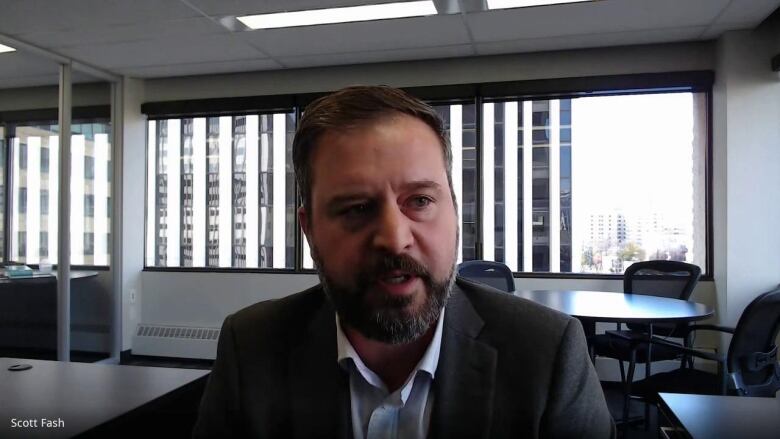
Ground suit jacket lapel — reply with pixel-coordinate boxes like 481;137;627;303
430;282;498;439
289;290;351;439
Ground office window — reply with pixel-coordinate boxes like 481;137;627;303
483;93;706;274
435;103;478;263
146;112;297;268
143;78;709;276
8;122;112;265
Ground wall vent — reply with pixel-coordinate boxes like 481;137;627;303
133;323;220;359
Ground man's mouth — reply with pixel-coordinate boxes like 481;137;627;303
382;270;414;284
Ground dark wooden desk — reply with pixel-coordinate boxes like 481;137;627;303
659;392;780;438
0;357;209;438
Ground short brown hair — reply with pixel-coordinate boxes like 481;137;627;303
292;85;453;216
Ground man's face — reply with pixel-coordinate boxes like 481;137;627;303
300;113;458;344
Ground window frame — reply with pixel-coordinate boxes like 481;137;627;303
140;71;714;279
0;106;112;270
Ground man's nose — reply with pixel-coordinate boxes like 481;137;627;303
372;203;414;254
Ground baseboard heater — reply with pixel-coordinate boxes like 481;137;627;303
132;324;220;360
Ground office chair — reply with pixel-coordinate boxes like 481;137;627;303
631;284;780;402
457;260;515;293
589;260;701;426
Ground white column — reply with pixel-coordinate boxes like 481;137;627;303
10;138;19;261
48;136;59;263
481;103;495;261
550;100;561;272
145;121;156;266
272;113;286;268
450;105;463;263
166;119;181;267
522;101;533;271
245;115;259;268
93;133;109;265
504;102;519;272
192;118;206;267
27;136;41;264
71;134;85;265
218;116;232;267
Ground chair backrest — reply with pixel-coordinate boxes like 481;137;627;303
727;285;780;397
457;260;515;292
623;260;701;334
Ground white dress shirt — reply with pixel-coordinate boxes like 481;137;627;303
336;309;445;439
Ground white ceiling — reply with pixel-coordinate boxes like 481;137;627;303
0;0;777;88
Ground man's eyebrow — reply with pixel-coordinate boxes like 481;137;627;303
401;180;444;192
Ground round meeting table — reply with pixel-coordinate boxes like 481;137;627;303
513;289;715;377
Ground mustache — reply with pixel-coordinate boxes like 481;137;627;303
361;253;431;282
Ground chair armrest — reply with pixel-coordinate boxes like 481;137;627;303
679;324;735;338
648;336;725;363
605;329;646;342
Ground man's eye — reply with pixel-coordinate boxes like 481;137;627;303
342;203;371;217
409;196;433;209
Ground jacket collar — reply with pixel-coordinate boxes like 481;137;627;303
429;278;498;439
288;279;497;439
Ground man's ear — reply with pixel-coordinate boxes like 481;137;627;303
298;206;311;244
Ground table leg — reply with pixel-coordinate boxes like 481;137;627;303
646;323;653;378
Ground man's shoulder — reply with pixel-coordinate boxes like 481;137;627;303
227;284;328;338
453;276;574;336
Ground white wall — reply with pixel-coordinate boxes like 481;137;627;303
0;82;110;111
121;77;146;350
716;27;780;328
144;42;714;101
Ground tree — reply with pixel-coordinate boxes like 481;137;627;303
618;242;645;262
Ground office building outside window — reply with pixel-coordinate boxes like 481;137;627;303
144;84;708;276
147;112;297;268
482;93;705;274
6;122;112;266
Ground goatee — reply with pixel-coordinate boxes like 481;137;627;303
315;251;455;344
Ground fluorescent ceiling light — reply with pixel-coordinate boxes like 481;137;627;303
0;43;16;54
237;1;437;30
487;0;594;10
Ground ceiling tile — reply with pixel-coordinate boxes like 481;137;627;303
56;34;266;69
16;17;225;49
245;15;471;57
0;0;200;35
474;26;707;56
119;58;282;78
712;0;780;25
277;44;474;68
466;0;730;43
185;0;408;17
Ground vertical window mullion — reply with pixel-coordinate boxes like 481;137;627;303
272;113;286;269
504;102;519;272
218;117;232;267
522;101;533;272
481;102;494;261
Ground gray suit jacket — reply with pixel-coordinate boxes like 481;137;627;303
193;277;615;438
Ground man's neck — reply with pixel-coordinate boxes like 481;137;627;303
343;323;436;393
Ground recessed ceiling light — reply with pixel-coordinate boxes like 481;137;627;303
236;1;438;30
0;43;16;54
487;0;594;10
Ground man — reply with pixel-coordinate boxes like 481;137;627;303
194;86;615;438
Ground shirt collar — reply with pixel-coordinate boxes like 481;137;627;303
336;307;446;391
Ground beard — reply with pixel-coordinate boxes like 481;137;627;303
313;249;456;345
